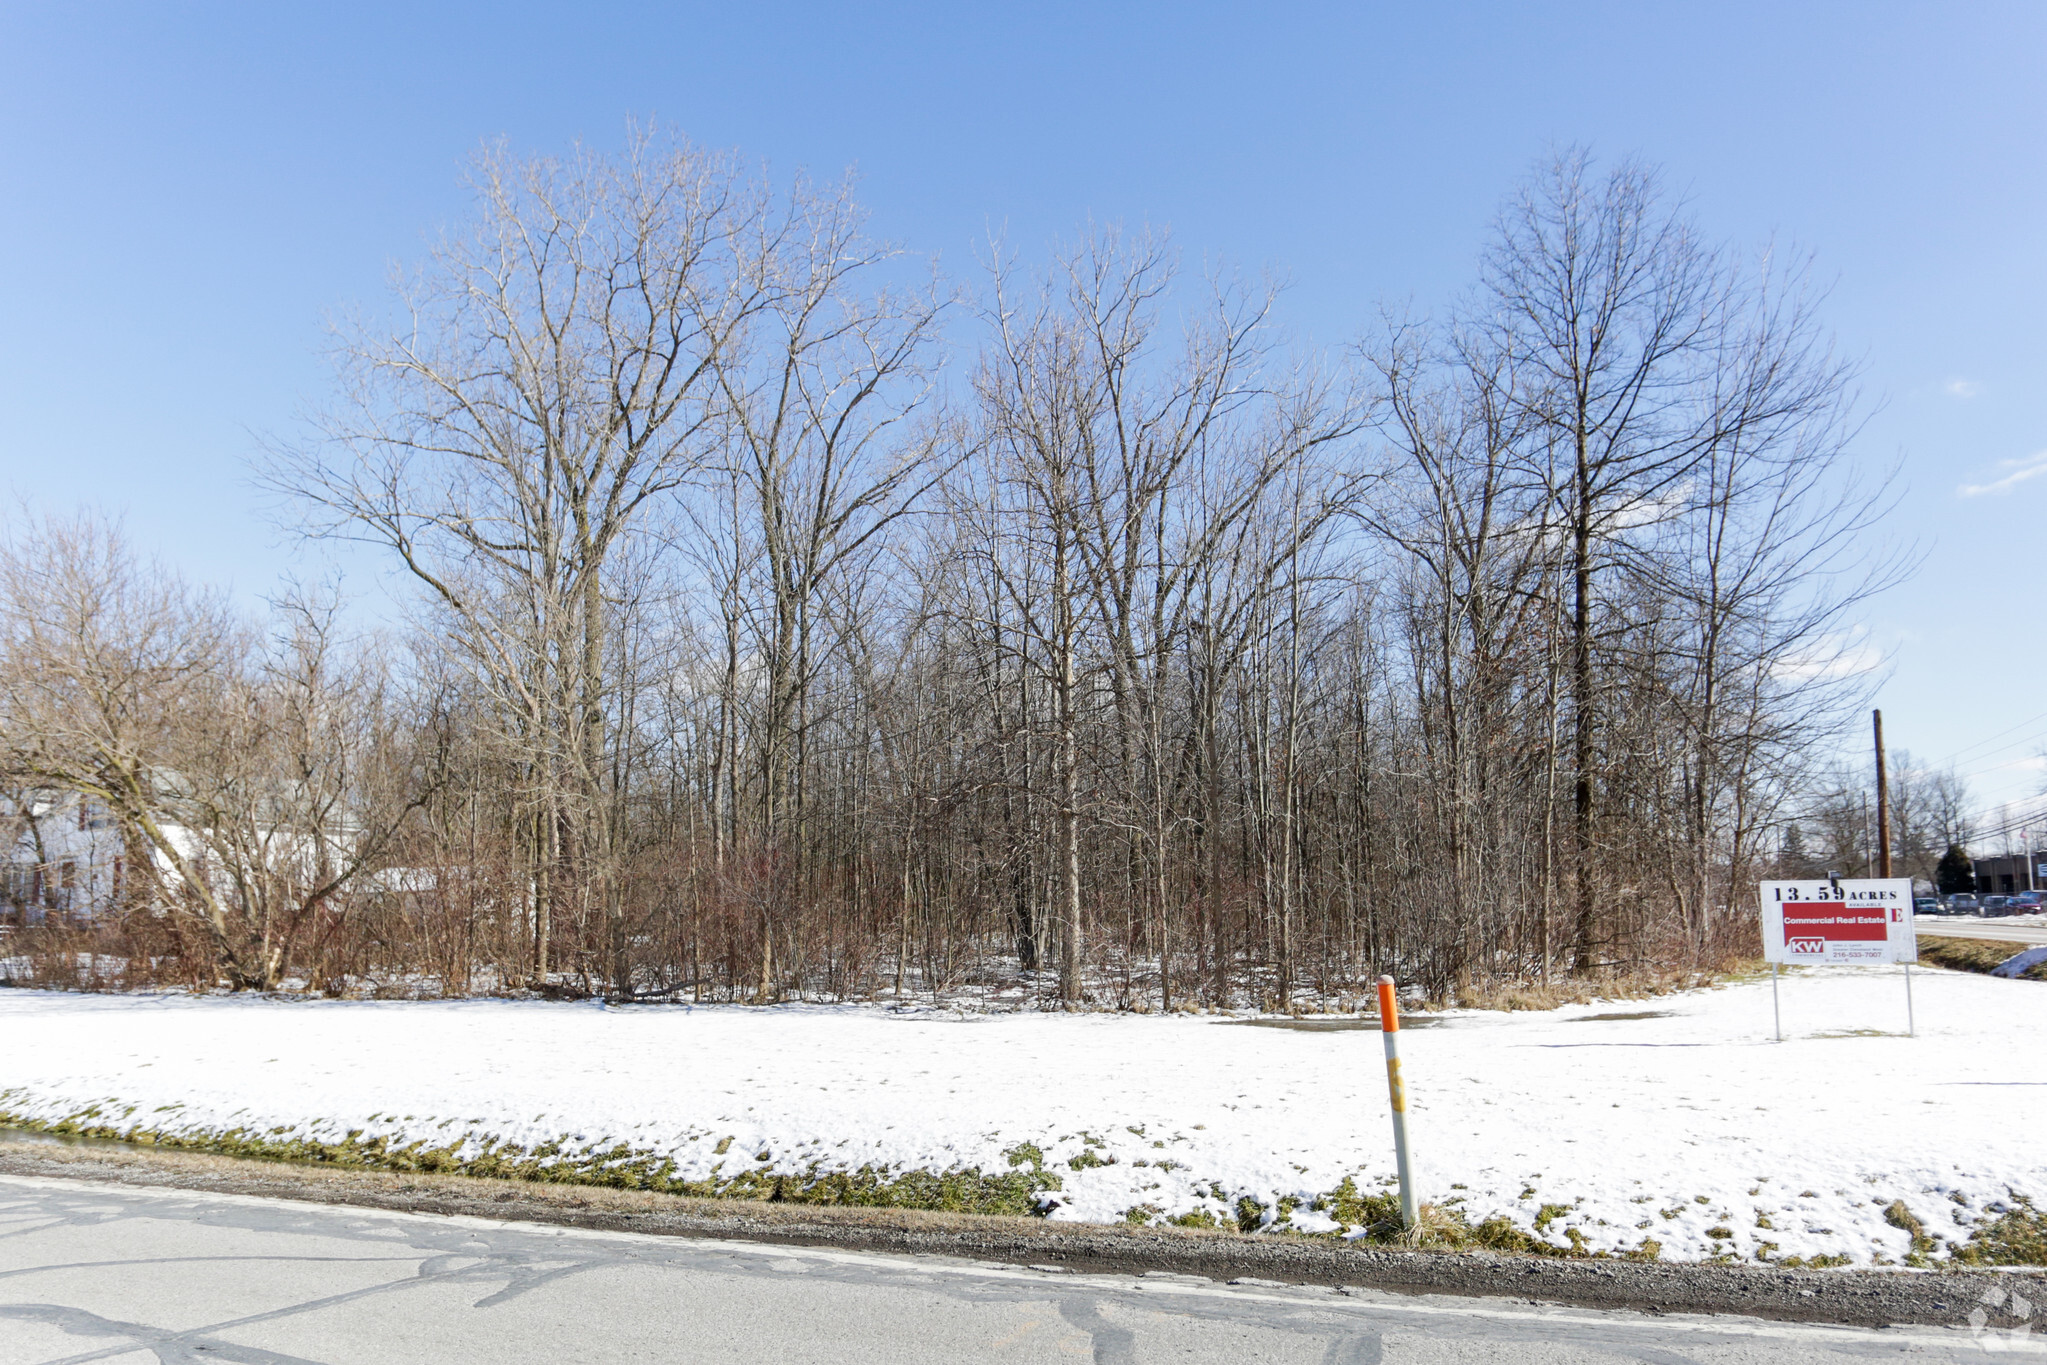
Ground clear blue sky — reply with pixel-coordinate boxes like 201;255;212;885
3;2;2042;816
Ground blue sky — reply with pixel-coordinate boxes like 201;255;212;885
2;1;2043;815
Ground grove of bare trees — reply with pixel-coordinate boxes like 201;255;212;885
0;136;1902;1005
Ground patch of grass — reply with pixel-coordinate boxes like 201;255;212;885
1915;935;2047;980
1883;1199;1946;1266
1003;1142;1045;1170
1065;1132;1115;1172
1462;982;1603;1011
0;1105;1064;1219
1314;1176;1401;1232
1771;1251;1852;1269
1448;957;1757;1012
1951;1196;2047;1266
1314;1178;1627;1258
1464;1214;1532;1251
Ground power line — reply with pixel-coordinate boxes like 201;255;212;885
1922;705;2047;770
1954;740;2047;783
1773;792;2047;849
1963;798;2047;845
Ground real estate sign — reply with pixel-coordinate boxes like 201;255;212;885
1759;879;1916;965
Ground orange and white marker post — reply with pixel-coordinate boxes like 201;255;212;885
1376;974;1418;1230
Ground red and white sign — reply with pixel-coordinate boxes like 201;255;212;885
1759;879;1916;965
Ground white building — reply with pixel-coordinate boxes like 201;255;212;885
2;791;130;924
4;788;437;933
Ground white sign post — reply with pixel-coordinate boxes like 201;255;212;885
1758;878;1917;1041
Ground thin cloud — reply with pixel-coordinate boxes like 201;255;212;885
1772;630;1883;683
1945;378;1984;399
1957;449;2047;498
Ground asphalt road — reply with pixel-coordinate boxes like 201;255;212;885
1916;917;2047;946
0;1174;1999;1364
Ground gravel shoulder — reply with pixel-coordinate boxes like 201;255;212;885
2;1136;2034;1331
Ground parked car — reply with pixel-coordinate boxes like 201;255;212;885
1946;893;1981;914
2007;891;2047;914
1913;896;1941;917
1983;895;2013;916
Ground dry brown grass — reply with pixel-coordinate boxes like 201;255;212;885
1445;963;1742;1013
1914;934;2047;979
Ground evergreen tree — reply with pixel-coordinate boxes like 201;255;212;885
1780;822;1819;877
1935;844;1975;895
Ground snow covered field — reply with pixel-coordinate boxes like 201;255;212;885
1;965;2041;1265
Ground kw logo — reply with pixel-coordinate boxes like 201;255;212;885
1788;937;1826;955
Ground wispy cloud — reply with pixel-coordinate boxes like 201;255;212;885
1945;378;1984;399
1771;629;1883;683
1958;449;2047;498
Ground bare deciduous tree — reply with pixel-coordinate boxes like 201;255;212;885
0;142;1902;1008
0;515;435;988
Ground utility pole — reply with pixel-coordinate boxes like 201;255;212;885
1873;709;1892;880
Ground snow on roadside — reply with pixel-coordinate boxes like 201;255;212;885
0;966;2041;1265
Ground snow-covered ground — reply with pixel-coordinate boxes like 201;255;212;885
1;966;2041;1265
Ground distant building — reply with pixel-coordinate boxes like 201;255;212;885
3;790;435;932
2;791;129;925
1969;851;2047;896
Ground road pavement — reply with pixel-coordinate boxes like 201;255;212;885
1916;917;2047;946
0;1174;1998;1364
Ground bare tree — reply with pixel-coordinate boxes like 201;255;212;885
59;143;1876;1009
1474;149;1878;973
693;180;953;996
0;514;434;988
271;127;766;985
